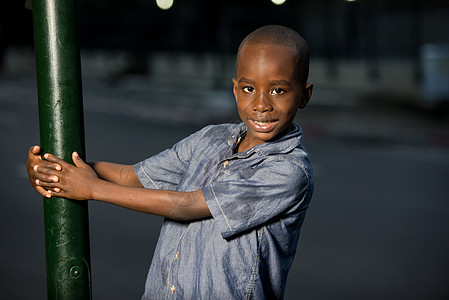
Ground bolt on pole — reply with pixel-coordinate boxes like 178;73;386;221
31;0;92;298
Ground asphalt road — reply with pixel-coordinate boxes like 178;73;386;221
1;72;449;299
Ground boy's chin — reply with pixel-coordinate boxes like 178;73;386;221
247;130;280;143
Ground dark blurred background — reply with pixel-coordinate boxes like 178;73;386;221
1;0;449;299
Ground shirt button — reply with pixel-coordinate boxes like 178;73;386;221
175;251;179;259
223;160;229;167
170;285;176;294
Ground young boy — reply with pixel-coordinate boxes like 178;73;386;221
27;25;314;299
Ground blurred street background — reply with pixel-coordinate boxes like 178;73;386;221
1;0;449;299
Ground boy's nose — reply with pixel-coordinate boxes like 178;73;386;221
253;93;273;113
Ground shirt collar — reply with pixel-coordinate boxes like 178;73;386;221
227;122;303;157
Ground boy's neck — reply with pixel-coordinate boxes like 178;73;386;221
235;123;294;153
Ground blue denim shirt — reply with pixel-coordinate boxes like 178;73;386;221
135;123;313;300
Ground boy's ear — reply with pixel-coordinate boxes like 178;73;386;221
299;83;313;109
232;78;238;102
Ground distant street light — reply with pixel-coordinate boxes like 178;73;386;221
271;0;287;5
156;0;174;10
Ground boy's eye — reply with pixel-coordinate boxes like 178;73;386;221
242;86;255;93
271;88;285;95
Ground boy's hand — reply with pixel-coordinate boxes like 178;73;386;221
26;145;62;198
37;152;99;200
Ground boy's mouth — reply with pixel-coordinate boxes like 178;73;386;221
250;119;278;131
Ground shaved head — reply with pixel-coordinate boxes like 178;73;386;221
236;25;310;85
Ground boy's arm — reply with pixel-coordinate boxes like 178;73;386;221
89;162;143;187
35;151;211;221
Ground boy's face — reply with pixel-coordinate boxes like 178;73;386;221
233;43;312;149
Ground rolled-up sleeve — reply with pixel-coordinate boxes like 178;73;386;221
134;125;215;190
202;158;312;240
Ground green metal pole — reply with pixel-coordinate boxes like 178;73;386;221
31;0;92;298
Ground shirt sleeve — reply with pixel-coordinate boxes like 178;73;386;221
134;125;214;190
202;158;313;240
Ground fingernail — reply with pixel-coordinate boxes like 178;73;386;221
33;165;38;171
73;152;79;157
35;179;40;185
46;193;51;198
55;188;61;192
55;165;61;171
52;176;58;182
44;154;49;159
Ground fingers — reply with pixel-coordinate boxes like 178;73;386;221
27;146;81;199
27;146;61;174
34;171;59;183
36;178;59;188
72;152;87;168
40;185;66;198
34;163;60;175
30;145;41;155
49;189;66;198
35;178;66;200
43;153;70;169
35;185;53;198
28;145;41;156
38;188;63;199
33;151;83;188
33;161;61;172
28;146;42;162
32;160;61;185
